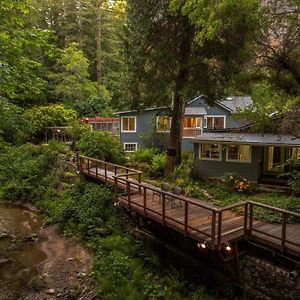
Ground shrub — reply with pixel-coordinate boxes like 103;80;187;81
148;153;167;178
280;157;300;194
223;172;257;194
130;148;161;164
77;131;125;164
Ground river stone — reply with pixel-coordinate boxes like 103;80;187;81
0;258;12;266
46;288;55;294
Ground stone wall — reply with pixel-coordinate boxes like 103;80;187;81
240;255;300;300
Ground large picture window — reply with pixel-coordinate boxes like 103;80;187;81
157;116;171;132
184;117;201;128
200;143;221;160
204;116;225;130
227;144;251;162
121;116;136;132
291;147;300;159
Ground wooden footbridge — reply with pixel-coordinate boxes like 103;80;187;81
78;155;300;259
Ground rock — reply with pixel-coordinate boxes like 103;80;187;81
23;234;38;242
67;257;74;261
45;288;55;295
77;272;87;278
28;275;48;291
0;258;13;266
0;232;11;239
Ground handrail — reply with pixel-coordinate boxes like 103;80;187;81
79;155;300;253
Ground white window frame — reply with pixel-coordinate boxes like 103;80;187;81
124;143;137;152
121;116;136;133
203;115;226;130
156;116;171;133
199;143;222;161
226;144;252;163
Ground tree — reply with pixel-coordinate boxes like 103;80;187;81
126;0;260;173
50;43;97;104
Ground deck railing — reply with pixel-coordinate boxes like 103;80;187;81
78;155;300;254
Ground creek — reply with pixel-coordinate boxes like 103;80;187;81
0;202;46;300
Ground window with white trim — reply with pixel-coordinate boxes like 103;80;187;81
156;116;171;132
227;144;251;162
204;116;225;130
121;116;136;132
124;143;137;152
200;143;221;160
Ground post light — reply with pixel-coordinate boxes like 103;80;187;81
197;241;209;249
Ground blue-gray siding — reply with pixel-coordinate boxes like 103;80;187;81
193;143;263;182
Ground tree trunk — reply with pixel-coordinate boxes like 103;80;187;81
165;21;192;176
96;0;103;87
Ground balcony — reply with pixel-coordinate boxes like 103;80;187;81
182;128;202;137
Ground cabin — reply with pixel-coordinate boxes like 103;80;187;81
192;131;300;184
115;95;252;152
82;117;119;135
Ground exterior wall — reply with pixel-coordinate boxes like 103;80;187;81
120;109;170;151
193;143;263;182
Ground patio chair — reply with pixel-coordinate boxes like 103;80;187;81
170;186;182;208
152;182;169;202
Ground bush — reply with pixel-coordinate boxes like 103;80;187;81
77;131;125;164
280;158;300;194
130;148;161;164
223;172;257;194
148;153;167;178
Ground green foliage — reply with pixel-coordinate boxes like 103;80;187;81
72;87;113;117
66;119;90;142
77;131;125;164
280;158;300;194
50;42;97;103
0;98;29;143
0;142;60;201
148;153;167;178
24;104;77;135
130;148;161;164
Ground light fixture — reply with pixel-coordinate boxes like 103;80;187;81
224;242;232;252
197;241;209;249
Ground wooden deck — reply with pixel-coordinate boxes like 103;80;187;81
78;155;300;258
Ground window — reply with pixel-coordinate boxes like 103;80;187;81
121;116;136;132
200;143;221;160
290;147;300;159
204;116;225;130
124;143;137;152
157;116;171;132
227;144;251;162
184;117;201;128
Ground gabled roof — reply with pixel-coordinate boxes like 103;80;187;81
192;132;300;147
217;96;253;112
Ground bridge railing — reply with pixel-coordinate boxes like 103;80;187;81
78;155;142;185
247;201;300;252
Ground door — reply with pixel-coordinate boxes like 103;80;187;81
263;146;285;174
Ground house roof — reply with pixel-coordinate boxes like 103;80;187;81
114;107;169;115
217;96;253;112
185;107;207;115
192;132;300;147
82;117;119;123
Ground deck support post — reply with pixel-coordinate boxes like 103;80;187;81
87;158;90;176
114;177;118;204
244;202;248;236
127;181;131;209
138;173;142;193
249;203;253;236
105;163;107;183
95;161;98;178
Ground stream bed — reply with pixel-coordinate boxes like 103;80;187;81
0;202;46;300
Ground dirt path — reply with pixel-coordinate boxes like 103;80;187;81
22;226;97;300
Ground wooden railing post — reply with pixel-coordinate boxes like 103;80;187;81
249;202;253;236
184;202;188;235
281;213;287;252
126;169;128;180
95;160;98;178
138;173;142;193
104;163;107;183
244;202;248;236
127;181;131;209
76;153;80;171
143;187;147;216
162;193;166;224
114;176;118;204
217;211;223;248
114;165;117;176
211;211;216;249
87;158;90;176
